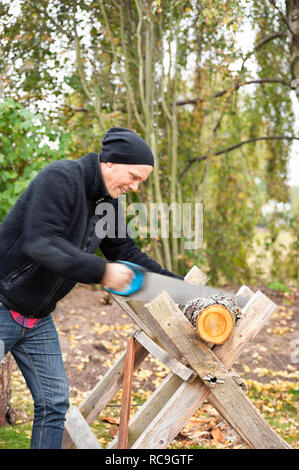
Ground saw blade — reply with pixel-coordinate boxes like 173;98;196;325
127;272;250;308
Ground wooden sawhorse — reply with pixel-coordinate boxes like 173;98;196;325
62;266;291;449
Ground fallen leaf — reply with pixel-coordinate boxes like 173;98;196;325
211;427;224;442
190;417;211;424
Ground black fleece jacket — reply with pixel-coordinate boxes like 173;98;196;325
0;153;182;318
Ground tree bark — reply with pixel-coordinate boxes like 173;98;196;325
0;353;16;426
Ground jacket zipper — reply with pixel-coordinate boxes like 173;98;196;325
38;276;65;313
7;262;35;284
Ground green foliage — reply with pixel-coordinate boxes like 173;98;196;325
264;210;299;283
267;281;289;293
0;99;71;221
204;151;260;284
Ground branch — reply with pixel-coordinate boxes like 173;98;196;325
176;78;292;106
61;105;89;114
240;32;287;71
73;29;93;102
179;135;299;180
255;32;287;49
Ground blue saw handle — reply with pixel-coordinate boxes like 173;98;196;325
104;260;145;296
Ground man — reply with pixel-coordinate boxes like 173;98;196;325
0;127;182;449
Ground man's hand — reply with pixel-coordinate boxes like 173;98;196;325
101;263;134;291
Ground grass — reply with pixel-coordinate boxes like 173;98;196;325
0;422;31;449
267;281;290;293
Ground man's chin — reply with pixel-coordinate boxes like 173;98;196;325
110;189;122;198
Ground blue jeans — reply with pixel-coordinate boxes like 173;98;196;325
0;302;69;449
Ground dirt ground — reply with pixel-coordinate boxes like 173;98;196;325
52;282;299;394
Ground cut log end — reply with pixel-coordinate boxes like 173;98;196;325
195;305;235;344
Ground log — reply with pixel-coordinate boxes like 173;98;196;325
195;304;235;344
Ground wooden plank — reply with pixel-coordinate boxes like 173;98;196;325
134;330;194;381
62;339;148;448
184;266;209;285
64;406;102;449
128;299;186;362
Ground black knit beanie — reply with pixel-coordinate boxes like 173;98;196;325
100;127;154;166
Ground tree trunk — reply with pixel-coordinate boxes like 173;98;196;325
0;353;16;426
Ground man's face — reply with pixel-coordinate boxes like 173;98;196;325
100;162;153;198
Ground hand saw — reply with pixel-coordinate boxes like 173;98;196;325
105;260;250;308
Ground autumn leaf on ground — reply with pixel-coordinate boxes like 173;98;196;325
211;427;224;442
102;416;119;425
